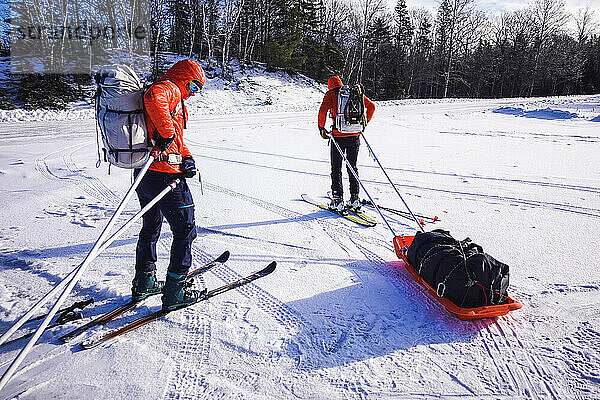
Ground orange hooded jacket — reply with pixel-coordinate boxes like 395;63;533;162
144;59;206;174
318;76;375;138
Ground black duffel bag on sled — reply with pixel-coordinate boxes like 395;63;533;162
406;229;510;308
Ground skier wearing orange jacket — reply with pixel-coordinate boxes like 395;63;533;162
133;59;206;311
318;76;375;213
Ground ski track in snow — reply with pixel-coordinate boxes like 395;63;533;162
31;141;230;399
36;144;340;397
30;140;314;398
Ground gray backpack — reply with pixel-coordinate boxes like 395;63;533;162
95;65;151;169
335;84;366;134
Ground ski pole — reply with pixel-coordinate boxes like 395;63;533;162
0;176;178;352
359;133;424;233
0;153;160;391
0;172;177;348
327;131;397;237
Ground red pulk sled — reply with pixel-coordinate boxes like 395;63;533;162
355;132;522;321
393;235;522;320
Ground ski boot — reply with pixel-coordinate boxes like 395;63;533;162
162;272;206;311
131;270;164;301
329;195;348;216
348;194;361;211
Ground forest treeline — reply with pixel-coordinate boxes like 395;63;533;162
155;0;600;99
2;0;599;107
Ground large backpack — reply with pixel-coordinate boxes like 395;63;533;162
94;65;152;169
336;84;366;133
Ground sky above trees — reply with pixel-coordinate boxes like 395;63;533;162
405;0;599;15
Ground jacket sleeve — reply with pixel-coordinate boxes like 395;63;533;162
179;140;192;159
144;83;177;139
318;91;333;129
364;95;376;122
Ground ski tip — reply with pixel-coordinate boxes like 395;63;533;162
217;250;231;263
263;261;277;274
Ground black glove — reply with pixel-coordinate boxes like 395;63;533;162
153;133;174;152
319;127;330;139
181;156;196;178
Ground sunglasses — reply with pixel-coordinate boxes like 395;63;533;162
187;80;203;94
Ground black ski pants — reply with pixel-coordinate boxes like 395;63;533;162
330;135;360;199
134;170;197;276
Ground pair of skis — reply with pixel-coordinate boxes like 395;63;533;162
58;251;276;349
302;194;438;228
301;194;377;227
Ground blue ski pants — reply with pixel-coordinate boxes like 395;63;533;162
330;135;360;199
134;170;197;276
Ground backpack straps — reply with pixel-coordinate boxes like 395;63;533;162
168;98;186;129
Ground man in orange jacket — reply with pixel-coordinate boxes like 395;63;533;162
133;59;206;311
318;76;375;214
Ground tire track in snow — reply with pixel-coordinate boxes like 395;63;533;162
194;152;600;219
35;142;120;205
162;310;212;399
197;182;422;397
162;245;311;399
188;182;411;397
189;141;600;195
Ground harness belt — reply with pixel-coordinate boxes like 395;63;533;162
156;153;182;164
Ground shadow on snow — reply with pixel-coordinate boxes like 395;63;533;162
283;259;496;371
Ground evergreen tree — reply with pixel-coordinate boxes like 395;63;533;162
168;0;192;54
393;0;413;97
410;10;434;97
581;35;600;93
365;16;394;98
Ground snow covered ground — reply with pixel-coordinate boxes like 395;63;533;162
0;72;599;399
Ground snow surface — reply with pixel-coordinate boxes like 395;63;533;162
0;71;599;399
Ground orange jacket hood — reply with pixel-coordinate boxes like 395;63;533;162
159;59;206;100
327;76;343;90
